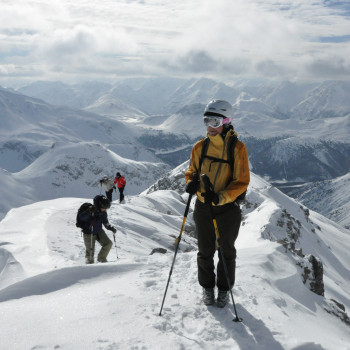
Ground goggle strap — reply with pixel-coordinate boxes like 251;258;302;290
221;117;230;125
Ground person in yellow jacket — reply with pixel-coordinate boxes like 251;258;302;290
185;100;250;307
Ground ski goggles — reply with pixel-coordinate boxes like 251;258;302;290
203;116;231;128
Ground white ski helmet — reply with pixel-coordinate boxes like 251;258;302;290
204;100;233;120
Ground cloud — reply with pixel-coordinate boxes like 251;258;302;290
175;51;217;73
1;0;350;84
307;57;350;78
255;60;292;78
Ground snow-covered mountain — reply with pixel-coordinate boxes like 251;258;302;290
16;77;350;125
152;103;207;138
0;86;148;146
17;80;112;109
18;77;239;117
110;77;188;116
263;80;317;115
285;172;350;229
243;136;350;182
162;77;240;115
14;77;350;143
0;87;171;219
3;77;350;228
83;91;149;122
0;141;170;219
291;81;350;120
0;165;349;349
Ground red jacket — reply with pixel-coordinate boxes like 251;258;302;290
114;176;126;188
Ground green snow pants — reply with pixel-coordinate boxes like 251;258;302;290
194;199;242;291
83;229;113;263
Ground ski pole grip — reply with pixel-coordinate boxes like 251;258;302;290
201;174;212;193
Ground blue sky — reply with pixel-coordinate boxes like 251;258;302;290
0;0;349;86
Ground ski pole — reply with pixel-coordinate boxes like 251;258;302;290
159;191;194;316
113;232;119;259
90;233;93;263
201;174;242;323
90;217;94;263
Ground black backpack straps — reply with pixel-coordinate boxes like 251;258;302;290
199;132;245;202
227;133;238;173
199;137;209;172
199;135;237;173
227;133;247;202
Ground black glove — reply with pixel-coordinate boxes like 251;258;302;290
186;180;199;195
88;205;98;214
107;225;117;233
185;173;199;195
201;190;219;205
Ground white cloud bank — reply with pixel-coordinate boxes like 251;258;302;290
1;0;350;85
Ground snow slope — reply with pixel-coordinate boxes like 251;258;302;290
0;87;173;220
0;168;349;350
18;81;112;109
286;172;350;229
0;87;161;173
0;142;170;220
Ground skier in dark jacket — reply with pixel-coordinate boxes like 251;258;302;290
78;195;116;264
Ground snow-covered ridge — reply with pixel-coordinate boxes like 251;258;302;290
0;142;171;220
0;168;349;349
148;164;350;316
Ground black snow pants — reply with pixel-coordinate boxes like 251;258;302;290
194;199;242;291
105;189;113;202
118;186;125;202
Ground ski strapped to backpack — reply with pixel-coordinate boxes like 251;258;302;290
198;132;246;202
76;202;93;229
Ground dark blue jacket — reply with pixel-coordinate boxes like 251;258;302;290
78;208;110;235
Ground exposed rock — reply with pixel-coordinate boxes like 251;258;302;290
296;254;324;296
150;247;167;255
325;300;350;326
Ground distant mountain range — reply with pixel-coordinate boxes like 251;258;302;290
1;77;349;228
17;77;350;122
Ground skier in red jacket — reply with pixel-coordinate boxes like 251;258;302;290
114;172;126;202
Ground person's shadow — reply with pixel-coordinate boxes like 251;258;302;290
209;303;285;350
209;303;327;349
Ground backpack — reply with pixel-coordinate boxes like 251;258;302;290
199;133;246;202
76;202;93;228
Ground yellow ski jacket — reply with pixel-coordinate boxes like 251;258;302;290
185;130;250;206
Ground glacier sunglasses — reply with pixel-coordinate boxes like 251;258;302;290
203;116;231;128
